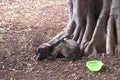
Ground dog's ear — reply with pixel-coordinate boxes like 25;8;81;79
38;43;51;50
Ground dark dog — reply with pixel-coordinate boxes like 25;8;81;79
36;38;82;61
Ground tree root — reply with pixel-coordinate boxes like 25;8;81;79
106;16;115;55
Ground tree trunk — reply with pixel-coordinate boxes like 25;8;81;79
47;0;120;56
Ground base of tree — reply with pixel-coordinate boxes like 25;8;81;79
40;0;120;57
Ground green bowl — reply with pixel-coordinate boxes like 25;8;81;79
86;60;104;72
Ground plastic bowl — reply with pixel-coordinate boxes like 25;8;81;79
86;60;104;72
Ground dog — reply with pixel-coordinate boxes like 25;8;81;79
36;38;82;61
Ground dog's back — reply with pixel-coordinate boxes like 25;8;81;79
50;39;81;61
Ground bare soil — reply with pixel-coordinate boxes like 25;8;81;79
0;0;120;80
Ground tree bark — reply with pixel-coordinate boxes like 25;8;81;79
47;0;120;56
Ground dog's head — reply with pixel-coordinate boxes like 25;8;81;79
36;43;53;61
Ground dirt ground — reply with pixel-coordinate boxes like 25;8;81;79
0;0;120;80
